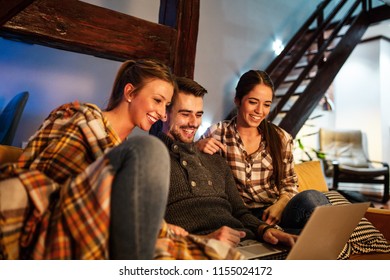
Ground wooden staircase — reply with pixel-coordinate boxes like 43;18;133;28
266;0;390;138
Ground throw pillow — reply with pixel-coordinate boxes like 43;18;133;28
295;161;329;192
325;190;390;259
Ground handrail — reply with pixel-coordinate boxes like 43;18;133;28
268;0;367;122
266;0;331;77
271;0;348;90
276;0;364;124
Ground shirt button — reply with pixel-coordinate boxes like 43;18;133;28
191;181;197;187
182;160;187;166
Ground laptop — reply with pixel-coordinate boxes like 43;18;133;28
237;202;370;260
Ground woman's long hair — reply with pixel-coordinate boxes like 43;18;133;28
235;70;284;187
105;59;177;111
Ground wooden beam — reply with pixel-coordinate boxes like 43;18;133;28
0;0;35;26
159;0;199;78
0;0;177;66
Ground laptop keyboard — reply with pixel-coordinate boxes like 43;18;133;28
254;251;288;260
238;240;289;260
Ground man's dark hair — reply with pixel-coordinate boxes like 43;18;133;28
168;76;207;111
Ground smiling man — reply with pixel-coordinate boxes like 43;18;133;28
151;76;297;248
162;85;203;143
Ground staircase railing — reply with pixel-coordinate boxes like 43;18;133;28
266;0;331;89
266;0;379;137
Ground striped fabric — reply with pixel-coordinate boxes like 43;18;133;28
325;191;390;259
201;117;298;208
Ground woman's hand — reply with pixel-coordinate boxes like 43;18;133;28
196;138;227;155
262;196;290;225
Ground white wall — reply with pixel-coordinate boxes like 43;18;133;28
380;39;390;163
1;0;387;156
333;38;390;163
296;37;390;164
194;0;322;138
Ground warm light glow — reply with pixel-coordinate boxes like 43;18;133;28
195;120;211;141
272;39;284;55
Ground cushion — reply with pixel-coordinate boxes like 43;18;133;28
325;191;390;259
295;161;329;192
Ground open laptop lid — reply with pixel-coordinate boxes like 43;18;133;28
286;202;370;260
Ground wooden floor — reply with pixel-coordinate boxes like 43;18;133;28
331;182;389;209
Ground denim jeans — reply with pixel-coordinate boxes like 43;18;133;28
107;135;170;259
250;190;330;235
280;190;330;234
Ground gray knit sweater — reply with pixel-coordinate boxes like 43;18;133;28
158;133;265;240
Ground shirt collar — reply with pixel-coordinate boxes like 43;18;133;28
230;115;264;136
157;132;196;155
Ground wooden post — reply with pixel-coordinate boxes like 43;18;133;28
159;0;200;78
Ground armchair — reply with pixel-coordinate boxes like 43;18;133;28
0;91;29;146
319;128;389;203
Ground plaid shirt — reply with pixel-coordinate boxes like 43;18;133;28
0;102;242;260
201;117;298;208
0;102;120;259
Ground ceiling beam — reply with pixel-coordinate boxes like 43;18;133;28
0;0;177;66
0;0;35;26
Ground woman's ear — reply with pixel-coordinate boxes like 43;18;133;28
124;83;135;101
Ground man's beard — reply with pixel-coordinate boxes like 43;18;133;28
169;126;198;143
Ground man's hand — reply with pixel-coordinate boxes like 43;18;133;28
167;223;189;237
196;138;227;155
205;226;246;247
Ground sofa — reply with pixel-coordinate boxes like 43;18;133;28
1;145;389;259
295;160;390;259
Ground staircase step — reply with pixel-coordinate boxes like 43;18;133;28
271;113;286;126
275;84;306;97
284;76;313;83
305;49;333;56
273;95;299;110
